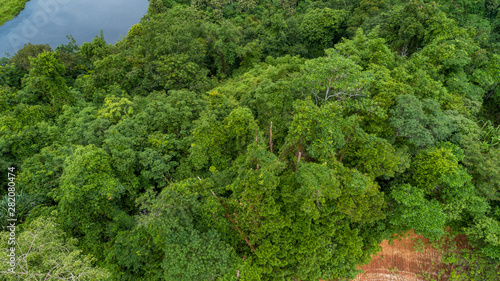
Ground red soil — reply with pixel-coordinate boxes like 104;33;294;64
353;230;469;281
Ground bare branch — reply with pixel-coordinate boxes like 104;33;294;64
43;264;59;281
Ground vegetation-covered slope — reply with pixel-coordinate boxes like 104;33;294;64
0;0;30;26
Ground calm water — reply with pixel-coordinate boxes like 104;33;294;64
0;0;149;57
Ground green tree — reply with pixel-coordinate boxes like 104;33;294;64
108;180;239;281
9;43;52;72
389;184;446;241
19;51;73;108
410;145;461;194
298;8;348;56
0;214;110;280
461;136;500;201
299;48;373;106
56;145;130;260
15;145;69;204
390;95;455;148
0;190;36;231
335;27;396;69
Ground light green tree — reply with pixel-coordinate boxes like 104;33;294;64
0;214;110;280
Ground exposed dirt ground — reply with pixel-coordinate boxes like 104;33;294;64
353;230;469;281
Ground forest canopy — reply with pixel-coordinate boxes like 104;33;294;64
1;0;500;280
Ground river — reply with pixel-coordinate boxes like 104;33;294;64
0;0;149;57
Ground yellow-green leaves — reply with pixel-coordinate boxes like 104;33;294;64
411;145;460;193
283;99;345;163
189;106;259;171
97;95;134;124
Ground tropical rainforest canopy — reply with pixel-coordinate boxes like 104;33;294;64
1;0;500;280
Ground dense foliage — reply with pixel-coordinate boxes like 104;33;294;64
1;0;500;280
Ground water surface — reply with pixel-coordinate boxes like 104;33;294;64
0;0;148;57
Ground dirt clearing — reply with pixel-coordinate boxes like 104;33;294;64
353;230;468;281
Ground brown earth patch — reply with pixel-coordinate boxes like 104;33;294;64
353;230;469;281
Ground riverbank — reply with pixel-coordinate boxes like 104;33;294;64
0;0;30;26
0;0;148;56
